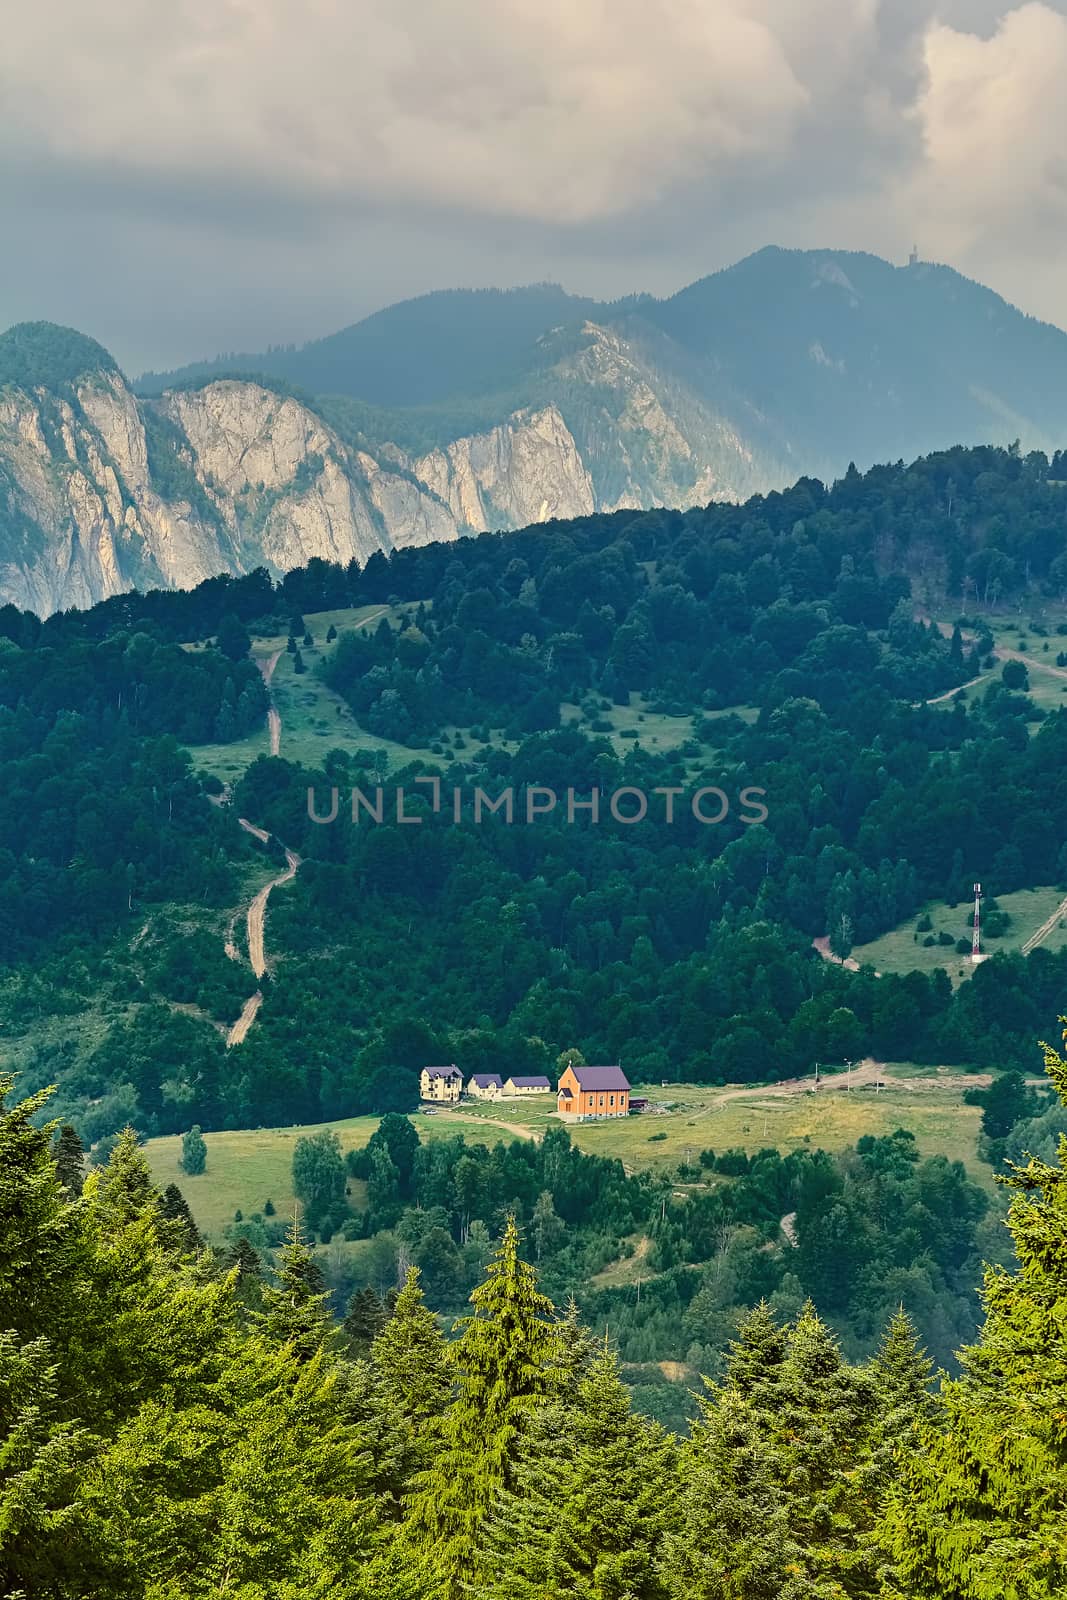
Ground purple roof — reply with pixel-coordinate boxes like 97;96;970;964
570;1064;631;1092
424;1065;462;1080
507;1075;551;1089
471;1074;502;1088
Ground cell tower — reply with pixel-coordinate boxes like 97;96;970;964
971;882;983;963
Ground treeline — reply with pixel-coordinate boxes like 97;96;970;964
8;1050;1066;1599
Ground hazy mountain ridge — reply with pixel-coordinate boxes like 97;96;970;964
5;248;1067;612
0;348;599;613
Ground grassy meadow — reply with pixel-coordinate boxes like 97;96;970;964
185;602;761;786
852;884;1067;982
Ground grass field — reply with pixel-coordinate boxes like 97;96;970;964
186;604;761;786
187;602;530;783
144;1063;992;1242
560;695;758;761
852;885;1067;981
926;609;1067;721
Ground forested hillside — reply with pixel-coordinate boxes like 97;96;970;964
7;442;1067;1144
7;1035;1067;1599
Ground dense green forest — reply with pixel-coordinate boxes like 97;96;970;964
263;1104;994;1395
7;1038;1067;1599
7;443;1067;1145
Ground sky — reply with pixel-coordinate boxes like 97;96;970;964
3;0;1067;374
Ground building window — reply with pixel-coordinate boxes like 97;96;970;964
609;1094;614;1106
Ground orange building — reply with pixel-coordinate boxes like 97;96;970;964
557;1063;630;1121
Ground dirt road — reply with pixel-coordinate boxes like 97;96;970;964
257;650;283;756
226;658;299;1045
924;672;991;705
1021;893;1067;955
246;848;300;979
228;612;387;1044
227;991;264;1048
812;935;881;977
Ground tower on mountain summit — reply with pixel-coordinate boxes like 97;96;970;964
908;244;919;268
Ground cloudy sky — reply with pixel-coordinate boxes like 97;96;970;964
3;0;1066;373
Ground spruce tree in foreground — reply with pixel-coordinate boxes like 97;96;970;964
372;1266;451;1427
664;1300;885;1599
879;1034;1067;1598
346;1283;390;1356
483;1340;677;1599
159;1182;203;1254
257;1215;338;1361
403;1216;563;1599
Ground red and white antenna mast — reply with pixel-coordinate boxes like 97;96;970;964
972;882;983;962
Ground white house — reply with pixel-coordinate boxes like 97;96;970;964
502;1075;552;1096
467;1073;503;1101
420;1065;463;1104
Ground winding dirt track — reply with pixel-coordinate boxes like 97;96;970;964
225;658;297;1046
227;611;390;1045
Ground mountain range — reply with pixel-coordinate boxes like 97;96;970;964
4;246;1067;615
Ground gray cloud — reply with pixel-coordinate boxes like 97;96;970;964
1;1;1066;370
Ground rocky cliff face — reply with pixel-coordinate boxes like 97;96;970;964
0;357;598;614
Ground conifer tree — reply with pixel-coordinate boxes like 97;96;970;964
665;1300;883;1599
664;1386;808;1600
228;1234;263;1283
345;1283;389;1355
52;1122;85;1197
403;1216;563;1598
180;1123;207;1176
257;1215;338;1361
372;1267;451;1427
556;1294;600;1383
0;1078;79;1342
878;1034;1067;1598
160;1181;203;1254
0;1331;103;1597
866;1307;939;1478
484;1340;677;1599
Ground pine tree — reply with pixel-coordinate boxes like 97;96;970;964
664;1386;808;1600
484;1340;677;1599
257;1216;337;1361
866;1308;939;1479
556;1294;599;1383
159;1182;203;1254
346;1284;389;1355
228;1234;263;1284
372;1267;451;1427
665;1301;883;1599
52;1122;85;1197
91;1125;161;1228
403;1216;564;1598
878;1034;1067;1598
0;1079;81;1341
0;1331;103;1596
